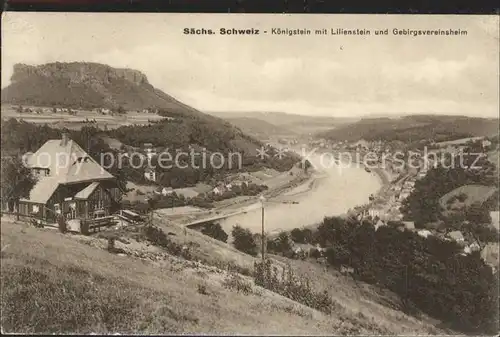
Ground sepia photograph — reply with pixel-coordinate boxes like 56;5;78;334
1;12;499;335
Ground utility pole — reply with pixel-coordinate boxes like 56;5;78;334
259;195;266;264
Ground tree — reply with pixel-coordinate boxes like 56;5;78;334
232;225;257;256
275;231;293;254
0;156;37;220
116;106;126;114
291;228;305;243
146;196;158;224
465;202;492;225
291;227;313;243
201;222;228;243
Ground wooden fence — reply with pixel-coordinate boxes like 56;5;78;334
80;216;116;235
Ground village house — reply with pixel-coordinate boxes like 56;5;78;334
403;180;416;189
398;189;411;201
161;187;173;197
490;210;499;230
16;133;122;223
144;167;157;182
154;187;173;197
463;242;481;255
482;139;492;150
402;221;415;231
446;231;465;245
354;139;369;151
374;219;386;231
143;143;157;160
212;185;226;196
417;229;433;238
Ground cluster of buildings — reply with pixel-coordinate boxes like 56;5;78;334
211;179;250;196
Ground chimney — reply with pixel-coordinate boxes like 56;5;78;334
60;132;70;146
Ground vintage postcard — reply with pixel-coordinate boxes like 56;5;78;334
1;12;499;335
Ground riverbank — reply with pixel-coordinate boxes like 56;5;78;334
176;147;391;235
308;148;393;192
217;151;382;234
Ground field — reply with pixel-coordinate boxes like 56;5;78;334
439;184;498;210
1;104;166;130
1;216;447;334
434;136;484;147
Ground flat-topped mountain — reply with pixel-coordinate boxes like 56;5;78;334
2;62;201;117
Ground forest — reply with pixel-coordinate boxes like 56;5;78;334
268;216;499;334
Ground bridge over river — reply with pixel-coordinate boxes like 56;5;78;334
184;207;259;229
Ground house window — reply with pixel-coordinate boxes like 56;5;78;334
54;204;61;214
96;197;104;210
32;205;40;214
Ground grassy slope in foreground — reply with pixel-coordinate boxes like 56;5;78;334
1;218;445;334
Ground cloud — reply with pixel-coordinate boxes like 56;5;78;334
382;56;477;85
1;13;498;117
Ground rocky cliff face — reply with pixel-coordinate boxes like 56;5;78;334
11;62;150;86
1;62;193;111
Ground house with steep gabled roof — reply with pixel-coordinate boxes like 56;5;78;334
18;133;122;223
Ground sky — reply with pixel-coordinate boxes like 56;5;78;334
1;13;499;118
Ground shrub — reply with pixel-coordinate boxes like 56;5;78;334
254;259;334;314
274;231;293;255
310;216;499;334
142;225;169;247
290;228;313;244
197;283;209;295
222;273;253;295
309;248;321;259
232;225;258;256
201;222;228;243
142;225;192;260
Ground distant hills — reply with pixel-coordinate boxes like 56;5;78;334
207;111;358;136
317;115;499;144
224;117;298;140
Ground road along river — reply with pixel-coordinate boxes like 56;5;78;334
218;150;382;235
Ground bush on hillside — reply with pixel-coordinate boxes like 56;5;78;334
222;273;253;295
142;225;192;260
290;227;313;244
201;222;228;243
254;259;335;314
231;225;258;256
309;216;499;334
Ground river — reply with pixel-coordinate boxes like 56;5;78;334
218;151;382;235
